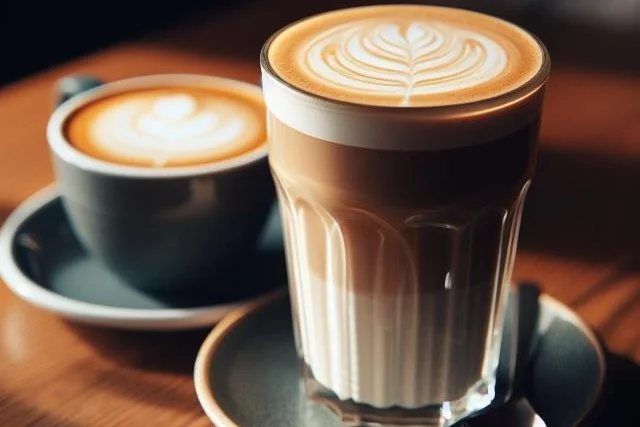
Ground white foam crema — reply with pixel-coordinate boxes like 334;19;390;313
68;88;264;167
262;5;549;150
303;20;507;106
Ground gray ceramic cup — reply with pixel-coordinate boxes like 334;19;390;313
46;75;274;293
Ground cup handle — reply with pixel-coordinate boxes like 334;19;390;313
54;75;104;107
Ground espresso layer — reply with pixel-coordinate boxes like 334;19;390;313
268;5;543;107
268;112;539;212
66;86;266;167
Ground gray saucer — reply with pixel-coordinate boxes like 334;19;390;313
0;186;286;330
194;289;606;427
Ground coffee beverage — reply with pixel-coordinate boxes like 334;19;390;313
268;5;542;108
262;5;549;425
65;85;266;167
269;117;536;408
48;75;274;292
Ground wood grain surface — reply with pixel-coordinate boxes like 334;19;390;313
0;1;638;426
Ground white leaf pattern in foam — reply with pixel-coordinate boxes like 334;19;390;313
91;93;250;167
301;20;508;106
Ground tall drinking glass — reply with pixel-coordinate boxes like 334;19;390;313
261;5;550;426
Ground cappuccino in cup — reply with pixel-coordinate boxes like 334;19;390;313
262;5;549;426
65;85;265;167
48;75;274;292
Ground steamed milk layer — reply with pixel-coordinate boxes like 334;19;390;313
66;86;265;167
264;5;547;409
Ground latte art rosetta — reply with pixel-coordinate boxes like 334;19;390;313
300;20;508;106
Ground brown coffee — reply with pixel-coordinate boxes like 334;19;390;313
261;4;549;420
65;85;266;167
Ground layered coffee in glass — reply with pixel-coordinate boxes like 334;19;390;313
261;5;550;426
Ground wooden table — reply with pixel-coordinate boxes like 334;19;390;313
0;1;638;426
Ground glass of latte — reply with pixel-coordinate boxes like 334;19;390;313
261;5;550;426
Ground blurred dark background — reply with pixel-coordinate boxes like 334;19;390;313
0;0;638;87
0;0;233;85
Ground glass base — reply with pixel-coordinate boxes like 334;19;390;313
300;362;495;427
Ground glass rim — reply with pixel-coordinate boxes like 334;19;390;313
260;5;551;118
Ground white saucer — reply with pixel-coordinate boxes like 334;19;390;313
0;185;285;330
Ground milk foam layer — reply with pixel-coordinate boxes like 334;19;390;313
302;20;507;107
66;86;266;167
262;5;548;150
268;5;543;107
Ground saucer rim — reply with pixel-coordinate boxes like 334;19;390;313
193;289;606;427
194;289;288;427
0;185;271;331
